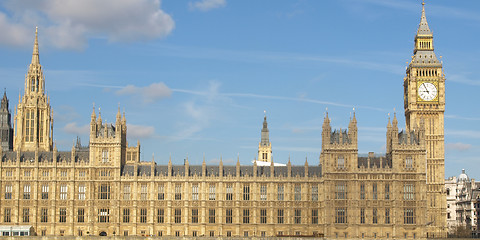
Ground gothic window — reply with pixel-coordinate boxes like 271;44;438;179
157;209;164;223
335;182;346;200
404;208;415;224
25;110;34;142
98;184;110;200
157;184;164;200
140;208;147;223
337;156;345;169
311;185;318;201
174;209;181;223
335;208;347;224
226;209;232;224
360;208;365;224
98;208;110;223
385;208;390;224
277;184;284;201
372;208;378;224
360;183;365;200
403;184;415;200
312;209;318;224
41;208;48;222
175;184;182;200
372;183;378;200
226;184;233;200
22;208;29;223
260;184;267;201
191;209;198;223
243;209;250;223
192;184;199;201
260;209;267;224
405;156;413;169
140;184;148;200
60;185;68;200
78;208;85;223
243;184;250;201
294;209;301;224
101;150;109;163
4;208;11;222
5;185;12;199
39;111;44;143
209;209;215;223
209;184;216;200
385;183;390;200
123;185;131;200
123;208;130;223
59;208;67;223
294;184;301;201
78;184;86;200
23;184;31;199
277;209;284;224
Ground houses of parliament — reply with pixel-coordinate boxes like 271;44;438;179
0;3;446;238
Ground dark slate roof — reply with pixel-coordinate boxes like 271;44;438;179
97;124;116;138
138;165;152;176
172;165;185;177
291;166;305;177
122;165;135;176
257;166;271;177
57;151;72;162
223;166;236;176
274;166;288;177
330;130;350;144
358;155;392;168
239;166;253;177
398;130;418;145
206;166;219;177
308;165;322;177
20;152;35;162
155;166;168;176
75;151;89;163
38;152;53;162
189;166;203;176
2;151;16;162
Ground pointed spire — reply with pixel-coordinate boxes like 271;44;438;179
260;112;269;146
417;1;431;36
392;112;398;129
31;27;40;65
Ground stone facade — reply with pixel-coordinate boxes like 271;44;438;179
0;3;447;238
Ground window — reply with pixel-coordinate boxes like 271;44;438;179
98;184;110;200
59;208;67;223
260;209;267;223
192;231;197;237
260;184;267;201
209;209;215;223
157;209;164;223
175;184;182;200
60;170;67;177
41;208;48;222
405;156;413;168
337;156;345;169
277;184;284;201
123;185;131;200
102;149;109;163
294;209;301;224
4;208;11;222
192;209;198;223
209;184;216;200
243;209;250;223
385;183;390;200
360;208;365;224
5;185;12;199
226;184;233;200
78;208;85;223
42;170;49;177
98;208;110;223
294;184;301;201
209;231;215;237
140;184;148;200
404;208;415;224
23;184;31;199
312;209;318;224
78;171;85;177
277;209;284;224
372;183;377;200
226;209;233;224
25;110;34;142
78;184;86;200
244;231;249;237
335;208;347;224
335;182;346;199
157;184;164;200
22;208;29;223
404;184;415;200
372;208;377;224
192;184;199;201
243;184;250;201
360;183;365;200
227;231;232;237
385;208;390;224
60;184;68;200
39;185;48;199
140;208;147;223
312;185;318;201
174;209;181;223
24;170;31;177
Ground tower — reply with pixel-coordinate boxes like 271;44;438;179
14;27;53;152
403;2;446;237
257;113;272;162
0;90;13;151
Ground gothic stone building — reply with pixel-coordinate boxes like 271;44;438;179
0;3;446;238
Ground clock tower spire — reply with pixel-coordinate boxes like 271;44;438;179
403;2;446;237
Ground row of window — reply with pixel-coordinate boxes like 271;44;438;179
335;182;415;200
336;156;414;169
3;207;318;225
3;183;320;201
335;208;415;225
3;170;85;178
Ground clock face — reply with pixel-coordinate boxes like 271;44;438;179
418;82;437;101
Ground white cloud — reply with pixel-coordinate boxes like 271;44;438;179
446;142;472;151
63;122;89;135
189;0;226;11
1;0;174;50
127;124;155;139
116;82;172;103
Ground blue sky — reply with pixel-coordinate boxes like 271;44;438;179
0;0;479;180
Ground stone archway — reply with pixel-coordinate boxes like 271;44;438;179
99;231;107;236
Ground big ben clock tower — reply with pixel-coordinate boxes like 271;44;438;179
404;2;446;237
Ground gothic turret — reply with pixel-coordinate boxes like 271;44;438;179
0;90;13;151
14;27;53;152
257;113;272;163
